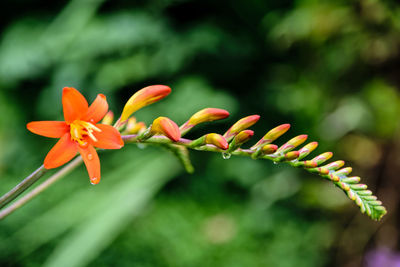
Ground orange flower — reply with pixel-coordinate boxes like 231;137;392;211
27;87;124;184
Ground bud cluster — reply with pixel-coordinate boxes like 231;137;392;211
116;85;387;221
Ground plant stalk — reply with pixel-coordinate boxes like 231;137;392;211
0;165;48;209
0;156;82;220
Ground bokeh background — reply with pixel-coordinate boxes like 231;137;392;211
0;0;400;266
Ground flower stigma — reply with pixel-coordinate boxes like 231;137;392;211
70;120;102;147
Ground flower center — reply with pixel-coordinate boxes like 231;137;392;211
70;120;102;146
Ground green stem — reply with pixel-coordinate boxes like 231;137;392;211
0;165;48;209
123;134;252;155
0;156;83;220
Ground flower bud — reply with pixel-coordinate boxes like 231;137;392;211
334;167;352;177
308;167;329;174
205;133;229;150
322;160;345;171
151;116;181;142
126;117;137;129
101;111;114;125
303;160;318;168
321;167;331;175
227;130;254;152
261;144;278;155
120;85;171;122
341;176;361;184
327;173;340;182
224;115;260;141
180;108;230;136
252;124;290;149
311;152;333;166
350;184;368;190
347;190;356;201
276;135;308;154
188;108;230;125
338;182;350;191
232;130;254;146
364;195;377;201
284;151;300;161
298;142;318;160
126;118;146;134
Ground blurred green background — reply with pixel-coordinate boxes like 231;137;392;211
0;0;400;266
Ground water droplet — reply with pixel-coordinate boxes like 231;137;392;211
90;177;99;185
137;143;147;149
88;153;93;160
79;141;88;148
222;152;231;159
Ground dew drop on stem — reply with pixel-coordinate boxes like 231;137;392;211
137;143;147;149
222;152;231;159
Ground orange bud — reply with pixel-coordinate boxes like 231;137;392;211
126;117;146;134
298;141;318;160
252;124;290;149
303;160;318;168
276;134;308;153
101;111;114;125
264;123;290;140
316;167;330;175
224;115;260;141
311;152;333;166
228;130;254;152
187;108;230;125
322;160;344;171
151;116;181;142
205;133;229;150
126;117;137;129
120;85;171;122
288;134;308;147
133;122;146;134
284;151;300;161
234;130;254;145
262;144;278;154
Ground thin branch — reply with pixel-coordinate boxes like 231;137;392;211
0;156;82;220
0;165;48;209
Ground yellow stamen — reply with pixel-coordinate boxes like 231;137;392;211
70;120;102;145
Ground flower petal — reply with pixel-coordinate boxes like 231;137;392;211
44;133;78;169
62;87;89;124
27;121;68;138
78;145;101;184
82;94;108;123
90;124;124;149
